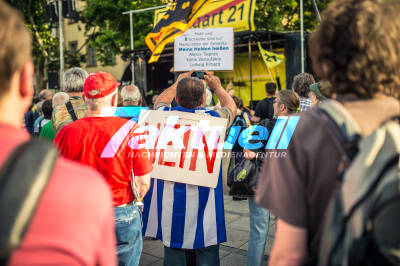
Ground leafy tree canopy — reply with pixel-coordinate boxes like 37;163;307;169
80;0;329;66
6;0;59;91
255;0;330;31
80;0;168;65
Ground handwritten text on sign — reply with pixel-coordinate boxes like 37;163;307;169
174;28;234;71
135;110;227;188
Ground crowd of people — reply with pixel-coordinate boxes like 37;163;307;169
0;0;399;265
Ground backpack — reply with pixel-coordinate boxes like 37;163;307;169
52;96;88;134
264;97;275;120
313;100;400;266
0;139;57;265
226;111;253;197
227;114;274;197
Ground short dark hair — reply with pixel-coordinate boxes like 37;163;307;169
292;73;315;97
309;0;400;99
0;0;31;98
176;78;205;109
265;82;276;96
42;99;53;120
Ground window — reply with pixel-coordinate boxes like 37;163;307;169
69;41;78;54
87;46;97;66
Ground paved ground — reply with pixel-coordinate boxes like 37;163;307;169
139;195;276;266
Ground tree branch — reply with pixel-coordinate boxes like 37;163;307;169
27;0;49;58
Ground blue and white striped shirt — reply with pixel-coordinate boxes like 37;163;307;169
142;106;227;249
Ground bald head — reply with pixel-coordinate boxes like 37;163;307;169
52;92;70;108
39;89;53;101
121;85;142;106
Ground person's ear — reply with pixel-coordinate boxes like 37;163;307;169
111;94;118;107
200;93;206;106
280;103;286;113
175;96;179;105
19;61;34;100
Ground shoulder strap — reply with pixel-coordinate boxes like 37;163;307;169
319;100;361;142
65;101;78;121
0;139;58;264
38;120;43;134
310;100;362;167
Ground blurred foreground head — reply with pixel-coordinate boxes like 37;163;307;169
310;0;400;99
0;0;33;124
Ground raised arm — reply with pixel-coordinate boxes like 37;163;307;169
154;70;194;107
204;71;237;117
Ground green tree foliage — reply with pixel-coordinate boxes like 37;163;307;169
6;0;331;80
254;0;330;31
80;0;330;66
5;0;59;91
80;0;168;66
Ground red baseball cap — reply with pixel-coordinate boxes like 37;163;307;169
84;71;120;99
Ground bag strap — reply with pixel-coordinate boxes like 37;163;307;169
0;139;58;265
38;120;43;134
310;100;362;174
65;101;78;121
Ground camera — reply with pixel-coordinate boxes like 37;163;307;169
191;71;206;79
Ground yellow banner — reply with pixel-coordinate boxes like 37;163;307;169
258;42;285;69
146;0;209;63
154;0;256;32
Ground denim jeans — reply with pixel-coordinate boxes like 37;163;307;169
164;245;220;266
247;197;270;266
114;204;142;266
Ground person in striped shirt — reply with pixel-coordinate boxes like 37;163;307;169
142;70;236;266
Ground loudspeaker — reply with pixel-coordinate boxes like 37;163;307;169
284;32;308;90
48;72;59;90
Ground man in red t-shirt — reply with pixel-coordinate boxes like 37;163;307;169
0;2;116;265
54;71;153;266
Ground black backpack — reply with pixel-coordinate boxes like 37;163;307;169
312;100;400;266
0;139;57;265
226;112;252;197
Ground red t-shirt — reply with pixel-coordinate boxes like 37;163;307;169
0;124;116;265
54;116;153;206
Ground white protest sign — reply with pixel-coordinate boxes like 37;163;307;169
174;27;234;71
135;110;228;188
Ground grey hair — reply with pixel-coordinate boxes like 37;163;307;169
63;67;89;92
121;85;141;104
85;89;117;112
52;92;70;108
